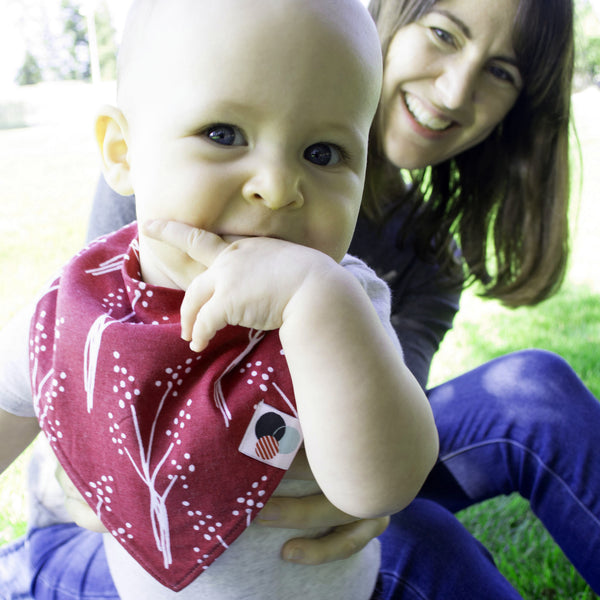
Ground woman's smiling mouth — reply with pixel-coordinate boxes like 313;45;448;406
404;92;454;132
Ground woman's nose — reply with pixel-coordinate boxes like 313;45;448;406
242;159;304;210
435;58;479;110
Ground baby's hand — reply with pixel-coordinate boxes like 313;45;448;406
143;220;336;351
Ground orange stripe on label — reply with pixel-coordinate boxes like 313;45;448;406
255;436;279;460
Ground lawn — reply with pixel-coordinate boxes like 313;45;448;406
0;82;599;598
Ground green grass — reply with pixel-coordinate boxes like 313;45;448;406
457;494;599;600
1;82;599;598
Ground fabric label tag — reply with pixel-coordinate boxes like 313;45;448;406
239;401;303;470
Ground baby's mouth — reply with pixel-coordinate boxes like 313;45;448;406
404;92;454;132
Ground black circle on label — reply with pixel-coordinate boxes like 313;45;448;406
255;412;286;441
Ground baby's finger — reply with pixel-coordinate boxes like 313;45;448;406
142;220;228;267
189;300;228;352
180;275;214;341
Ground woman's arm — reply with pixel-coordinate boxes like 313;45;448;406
86;176;136;242
0;409;39;475
0;308;40;475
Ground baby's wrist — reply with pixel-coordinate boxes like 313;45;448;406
281;261;358;331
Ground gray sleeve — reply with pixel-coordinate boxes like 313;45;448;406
0;308;35;417
388;257;460;390
340;255;403;358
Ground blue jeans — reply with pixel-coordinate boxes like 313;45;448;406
4;350;599;599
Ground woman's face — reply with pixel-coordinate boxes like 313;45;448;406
381;0;523;169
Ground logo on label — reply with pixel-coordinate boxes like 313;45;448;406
239;401;303;470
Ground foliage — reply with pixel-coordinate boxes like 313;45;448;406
580;36;600;81
55;0;91;81
15;0;117;85
15;50;43;86
95;1;117;81
575;0;600;86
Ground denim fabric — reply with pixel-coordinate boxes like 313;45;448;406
375;499;522;599
0;535;34;600
421;349;600;591
3;349;599;598
28;524;119;600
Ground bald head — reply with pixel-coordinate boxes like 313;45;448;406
116;0;382;126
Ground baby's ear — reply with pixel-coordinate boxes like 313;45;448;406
95;105;133;196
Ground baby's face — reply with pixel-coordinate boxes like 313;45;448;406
119;0;382;287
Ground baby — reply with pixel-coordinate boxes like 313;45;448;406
3;0;438;598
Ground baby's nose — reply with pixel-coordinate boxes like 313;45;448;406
242;161;304;210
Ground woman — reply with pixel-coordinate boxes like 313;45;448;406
3;0;598;598
359;0;600;594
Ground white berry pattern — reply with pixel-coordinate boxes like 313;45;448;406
28;224;300;592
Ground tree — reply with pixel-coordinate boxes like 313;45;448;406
94;0;118;81
56;0;117;83
575;0;600;86
55;0;91;81
15;50;43;86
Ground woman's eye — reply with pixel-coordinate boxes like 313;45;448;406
430;27;456;48
303;143;345;167
488;64;518;86
203;124;246;146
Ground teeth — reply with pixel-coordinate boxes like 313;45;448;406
404;93;452;131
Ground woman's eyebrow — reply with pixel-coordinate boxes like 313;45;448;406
430;9;471;38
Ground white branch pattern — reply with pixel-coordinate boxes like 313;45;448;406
123;381;178;569
213;329;264;427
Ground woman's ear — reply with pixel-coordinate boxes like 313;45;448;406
95;105;134;196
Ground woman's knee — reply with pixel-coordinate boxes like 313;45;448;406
476;349;592;417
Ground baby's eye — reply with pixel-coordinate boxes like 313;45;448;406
303;143;346;167
203;124;246;146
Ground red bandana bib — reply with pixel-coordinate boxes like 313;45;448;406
29;223;302;591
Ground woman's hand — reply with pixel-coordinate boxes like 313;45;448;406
55;463;108;533
257;494;390;565
256;448;390;564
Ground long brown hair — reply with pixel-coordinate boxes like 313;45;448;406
365;0;575;307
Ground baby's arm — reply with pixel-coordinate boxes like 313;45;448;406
144;221;439;519
277;254;437;518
